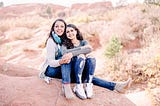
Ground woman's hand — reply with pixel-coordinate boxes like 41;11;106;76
59;53;73;64
64;52;73;59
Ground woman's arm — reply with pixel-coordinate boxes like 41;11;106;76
46;38;61;67
61;41;93;56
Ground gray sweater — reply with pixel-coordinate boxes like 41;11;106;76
61;40;92;56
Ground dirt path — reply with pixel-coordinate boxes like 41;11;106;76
126;91;152;106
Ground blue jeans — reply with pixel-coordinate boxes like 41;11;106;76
72;56;85;84
45;61;72;84
81;57;96;83
44;57;116;90
82;57;116;90
92;77;116;90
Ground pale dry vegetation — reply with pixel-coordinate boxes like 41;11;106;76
102;4;160;105
0;15;46;32
0;2;160;105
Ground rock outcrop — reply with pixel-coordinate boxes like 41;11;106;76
0;61;135;106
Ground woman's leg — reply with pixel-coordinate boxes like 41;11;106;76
84;57;131;93
83;57;96;83
93;77;132;93
61;62;72;84
44;66;62;84
45;66;61;78
74;55;85;84
92;77;116;90
82;57;96;98
72;55;87;99
61;61;75;99
83;57;116;91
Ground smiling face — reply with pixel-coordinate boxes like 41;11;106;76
53;21;65;36
66;27;77;40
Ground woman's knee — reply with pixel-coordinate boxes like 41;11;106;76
86;53;94;58
86;57;96;65
77;54;86;59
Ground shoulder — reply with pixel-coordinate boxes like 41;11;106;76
46;37;56;46
47;37;53;42
82;40;88;43
47;38;55;44
80;40;88;45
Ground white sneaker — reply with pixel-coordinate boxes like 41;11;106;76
44;77;52;84
73;84;87;100
85;83;93;99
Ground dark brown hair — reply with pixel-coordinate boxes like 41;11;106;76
63;24;83;49
45;19;67;45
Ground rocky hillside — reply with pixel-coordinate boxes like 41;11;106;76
0;1;160;106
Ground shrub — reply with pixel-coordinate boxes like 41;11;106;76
105;36;122;58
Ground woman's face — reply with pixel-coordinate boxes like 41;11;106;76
66;27;77;40
54;21;65;36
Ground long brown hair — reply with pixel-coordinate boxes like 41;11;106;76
63;24;83;49
45;19;67;46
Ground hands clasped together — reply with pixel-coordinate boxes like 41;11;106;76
59;53;73;64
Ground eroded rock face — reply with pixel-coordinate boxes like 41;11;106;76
0;59;135;106
1;2;159;106
0;66;136;106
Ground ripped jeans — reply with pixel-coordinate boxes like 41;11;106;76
45;56;95;84
72;56;96;84
44;56;116;90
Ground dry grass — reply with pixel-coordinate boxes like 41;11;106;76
0;44;13;56
10;28;34;40
0;16;46;32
